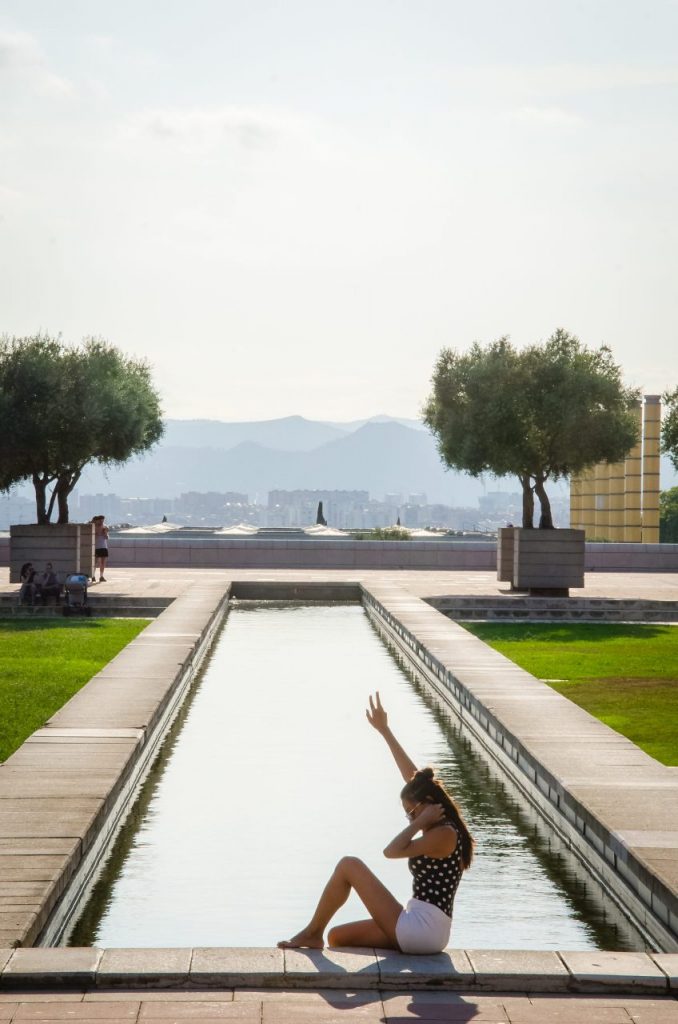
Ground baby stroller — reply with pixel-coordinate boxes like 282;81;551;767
62;573;92;617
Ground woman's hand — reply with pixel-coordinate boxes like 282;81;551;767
414;802;445;829
366;692;388;734
384;802;457;859
366;692;418;783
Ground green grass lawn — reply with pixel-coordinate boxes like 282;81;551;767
0;618;149;762
462;623;678;766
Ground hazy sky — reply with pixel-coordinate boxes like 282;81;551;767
1;1;677;421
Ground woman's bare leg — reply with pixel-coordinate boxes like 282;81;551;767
278;856;402;949
328;918;398;950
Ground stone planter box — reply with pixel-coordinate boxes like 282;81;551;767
512;527;585;595
496;527;515;582
10;523;95;583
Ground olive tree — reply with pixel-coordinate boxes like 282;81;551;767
661;386;678;471
659;487;678;543
0;334;164;523
423;329;640;529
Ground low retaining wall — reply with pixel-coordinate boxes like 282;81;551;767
8;524;95;583
361;582;678;952
2;534;677;571
84;537;497;571
428;595;678;622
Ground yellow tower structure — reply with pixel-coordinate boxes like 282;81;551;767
570;473;583;533
569;393;661;542
623;401;643;542
575;466;597;538
607;455;627;541
593;461;610;539
642;395;661;543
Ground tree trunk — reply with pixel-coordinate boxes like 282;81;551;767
57;481;70;524
519;474;534;528
56;469;81;524
46;483;59;522
534;475;554;529
32;473;48;525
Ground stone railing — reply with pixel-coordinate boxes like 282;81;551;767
2;533;678;571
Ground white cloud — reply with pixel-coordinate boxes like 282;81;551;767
0;30;74;98
529;64;678;94
508;105;584;128
120;105;310;155
0;182;25;206
444;62;678;111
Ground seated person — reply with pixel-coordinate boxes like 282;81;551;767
37;562;62;605
19;562;37;605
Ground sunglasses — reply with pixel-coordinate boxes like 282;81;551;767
406;801;424;821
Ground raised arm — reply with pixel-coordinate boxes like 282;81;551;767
366;692;417;783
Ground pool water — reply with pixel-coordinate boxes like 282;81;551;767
69;603;645;949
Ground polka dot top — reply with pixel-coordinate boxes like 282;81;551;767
408;826;463;917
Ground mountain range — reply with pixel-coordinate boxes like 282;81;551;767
79;415;494;505
161;415;426;452
78;413;675;505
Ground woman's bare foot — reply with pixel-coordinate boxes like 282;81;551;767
277;928;324;949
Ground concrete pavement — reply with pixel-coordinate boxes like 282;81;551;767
0;986;676;1023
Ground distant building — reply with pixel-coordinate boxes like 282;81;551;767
176;491;248;514
0;492;34;531
60;485;527;533
267;490;370;529
78;493;124;521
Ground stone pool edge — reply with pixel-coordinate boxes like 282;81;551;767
0;945;676;995
0;576;232;949
360;581;678;954
1;575;676;972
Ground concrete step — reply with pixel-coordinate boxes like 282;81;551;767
428;596;678;622
0;602;167;619
0;945;674;996
0;594;171;608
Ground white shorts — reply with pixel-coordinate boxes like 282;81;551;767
395;897;452;954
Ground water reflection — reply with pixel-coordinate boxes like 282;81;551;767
69;603;644;950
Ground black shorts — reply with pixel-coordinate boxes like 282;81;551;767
95;547;108;558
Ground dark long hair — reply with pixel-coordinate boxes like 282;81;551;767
401;766;475;869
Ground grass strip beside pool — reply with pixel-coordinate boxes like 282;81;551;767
463;623;678;766
0;618;149;762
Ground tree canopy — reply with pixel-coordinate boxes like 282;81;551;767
0;334;164;523
659;487;678;544
661;387;678;472
423;329;640;528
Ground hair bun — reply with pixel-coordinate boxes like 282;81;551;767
415;766;435;782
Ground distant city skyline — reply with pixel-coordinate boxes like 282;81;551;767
1;1;677;420
1;484;571;534
1;410;675;527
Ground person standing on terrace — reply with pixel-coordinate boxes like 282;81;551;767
278;692;474;953
92;515;109;583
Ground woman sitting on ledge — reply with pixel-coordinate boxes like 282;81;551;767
278;692;474;954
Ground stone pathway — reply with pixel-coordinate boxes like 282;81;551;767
0;988;676;1023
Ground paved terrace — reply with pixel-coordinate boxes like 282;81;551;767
0;947;675;1021
1;569;677;1023
2;567;678;603
0;984;677;1024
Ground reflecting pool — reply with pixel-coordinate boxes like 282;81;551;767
70;603;645;949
